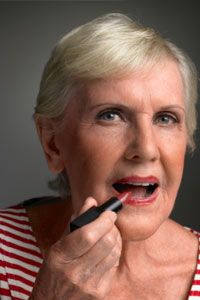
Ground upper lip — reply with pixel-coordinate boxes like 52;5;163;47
112;175;160;185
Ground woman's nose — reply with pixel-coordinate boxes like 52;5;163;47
124;122;160;163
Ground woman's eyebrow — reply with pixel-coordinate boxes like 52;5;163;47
158;105;185;113
89;103;186;112
89;102;123;111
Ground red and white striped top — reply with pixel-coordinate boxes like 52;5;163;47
0;204;200;299
0;204;43;299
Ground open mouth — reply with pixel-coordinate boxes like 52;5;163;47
112;182;159;199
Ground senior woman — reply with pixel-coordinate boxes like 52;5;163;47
0;13;199;300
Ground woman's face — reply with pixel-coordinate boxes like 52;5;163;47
55;60;187;240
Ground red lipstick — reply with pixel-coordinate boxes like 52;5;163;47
70;192;130;232
122;189;159;206
113;175;159;207
115;175;159;184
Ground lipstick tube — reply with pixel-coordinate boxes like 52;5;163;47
70;195;125;232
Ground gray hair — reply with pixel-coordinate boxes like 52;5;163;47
34;13;198;196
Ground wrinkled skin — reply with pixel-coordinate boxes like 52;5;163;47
31;60;193;299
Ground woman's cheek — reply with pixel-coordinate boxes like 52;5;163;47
61;123;126;179
78;124;127;153
160;138;186;201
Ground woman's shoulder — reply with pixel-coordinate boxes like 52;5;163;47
166;219;199;244
24;196;72;254
186;227;200;238
0;196;63;247
0;200;43;254
0;202;25;214
157;220;199;275
185;228;200;299
168;221;200;298
0;203;31;236
0;198;50;236
0;201;43;299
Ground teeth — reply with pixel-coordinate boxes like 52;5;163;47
128;182;155;186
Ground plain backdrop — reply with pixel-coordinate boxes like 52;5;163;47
0;0;199;230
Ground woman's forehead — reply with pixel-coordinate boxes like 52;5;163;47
78;60;184;108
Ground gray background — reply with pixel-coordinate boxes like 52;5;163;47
0;1;199;230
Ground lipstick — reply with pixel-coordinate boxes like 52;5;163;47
70;192;130;232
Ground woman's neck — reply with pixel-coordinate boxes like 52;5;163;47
116;219;198;279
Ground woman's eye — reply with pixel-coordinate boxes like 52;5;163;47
96;110;123;122
154;113;178;126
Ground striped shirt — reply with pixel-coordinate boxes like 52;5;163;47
0;204;43;299
0;204;199;299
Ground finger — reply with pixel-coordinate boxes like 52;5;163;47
76;225;121;271
65;213;76;234
66;196;97;234
77;196;98;216
56;210;117;260
93;232;122;277
73;228;122;283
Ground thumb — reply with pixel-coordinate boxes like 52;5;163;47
76;196;98;217
66;196;98;234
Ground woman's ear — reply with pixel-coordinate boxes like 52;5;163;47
34;116;64;174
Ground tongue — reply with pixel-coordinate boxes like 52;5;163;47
126;186;147;199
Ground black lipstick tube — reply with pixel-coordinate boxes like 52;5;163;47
70;196;123;232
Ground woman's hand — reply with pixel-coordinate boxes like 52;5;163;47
30;197;122;300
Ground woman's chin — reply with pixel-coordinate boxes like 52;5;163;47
116;212;165;242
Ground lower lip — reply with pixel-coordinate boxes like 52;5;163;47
122;188;159;207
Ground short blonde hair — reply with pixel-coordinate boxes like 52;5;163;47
34;13;198;196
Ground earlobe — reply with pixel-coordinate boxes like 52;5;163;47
34;116;65;174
